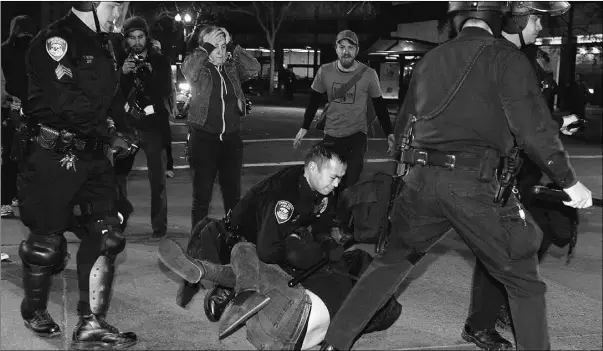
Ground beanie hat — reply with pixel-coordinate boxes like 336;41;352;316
123;16;149;37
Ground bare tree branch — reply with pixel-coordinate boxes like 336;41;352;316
275;2;292;35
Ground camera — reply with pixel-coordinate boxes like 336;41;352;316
132;54;145;65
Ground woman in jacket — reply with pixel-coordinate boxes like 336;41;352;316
181;25;260;229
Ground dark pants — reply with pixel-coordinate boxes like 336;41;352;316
18;144;118;315
114;130;167;235
466;158;577;331
166;142;174;171
324;166;549;350
189;128;243;229
1;112;18;205
322;132;367;190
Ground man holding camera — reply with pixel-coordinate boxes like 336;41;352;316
119;16;173;239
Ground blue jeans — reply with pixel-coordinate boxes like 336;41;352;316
199;242;311;350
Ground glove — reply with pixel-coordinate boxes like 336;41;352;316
321;237;345;262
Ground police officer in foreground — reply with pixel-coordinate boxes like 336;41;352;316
18;2;137;349
462;3;582;350
319;2;592;350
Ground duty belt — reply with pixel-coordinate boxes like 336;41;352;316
36;124;107;154
401;148;482;170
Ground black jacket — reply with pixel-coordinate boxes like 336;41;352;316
395;27;576;189
24;12;120;139
120;47;172;132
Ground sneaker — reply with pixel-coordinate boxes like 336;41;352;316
1;205;15;218
1;253;9;261
166;170;175;178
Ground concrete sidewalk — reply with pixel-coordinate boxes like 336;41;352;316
2;159;602;350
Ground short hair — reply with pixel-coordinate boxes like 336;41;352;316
304;144;345;170
197;25;225;46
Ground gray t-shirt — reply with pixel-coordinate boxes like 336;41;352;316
311;62;382;137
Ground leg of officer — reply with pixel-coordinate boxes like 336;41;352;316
324;167;453;350
440;175;549;350
216;134;243;215
17;145;87;338
139;130;168;238
190;129;220;229
464;260;511;348
71;156;137;350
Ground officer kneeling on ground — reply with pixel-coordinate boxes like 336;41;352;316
17;2;138;349
157;145;401;349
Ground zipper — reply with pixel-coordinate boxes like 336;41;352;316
216;65;227;141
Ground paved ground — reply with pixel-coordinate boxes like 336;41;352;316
2;104;602;350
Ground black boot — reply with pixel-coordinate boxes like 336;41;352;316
176;280;202;308
21;263;61;338
71;314;137;350
461;324;513;351
218;290;270;339
204;285;235;322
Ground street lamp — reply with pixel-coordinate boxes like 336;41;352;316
175;14;182;22
184;13;192;22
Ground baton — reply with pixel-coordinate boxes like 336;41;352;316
288;258;329;287
531;185;602;207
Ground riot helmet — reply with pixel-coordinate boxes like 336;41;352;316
503;2;570;46
448;1;509;37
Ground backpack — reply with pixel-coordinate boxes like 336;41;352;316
338;172;399;244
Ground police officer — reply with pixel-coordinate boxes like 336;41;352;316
463;3;580;349
18;2;137;349
319;2;592;350
174;144;345;322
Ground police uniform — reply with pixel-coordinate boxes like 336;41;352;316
18;8;136;349
320;3;578;350
183;163;401;335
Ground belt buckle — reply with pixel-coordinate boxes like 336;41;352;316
445;154;456;170
415;150;428;166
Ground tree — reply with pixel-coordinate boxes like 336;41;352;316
224;2;293;94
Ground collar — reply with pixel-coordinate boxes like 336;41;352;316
67;11;98;37
458;26;494;39
299;171;322;203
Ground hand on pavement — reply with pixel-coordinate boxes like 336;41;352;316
563;181;592;209
293;128;307;149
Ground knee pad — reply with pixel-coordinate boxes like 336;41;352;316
19;234;67;269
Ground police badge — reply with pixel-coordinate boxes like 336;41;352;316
274;200;294;224
46;37;68;62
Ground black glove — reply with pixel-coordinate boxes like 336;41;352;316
321;237;345;262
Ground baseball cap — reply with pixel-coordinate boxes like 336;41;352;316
336;29;359;46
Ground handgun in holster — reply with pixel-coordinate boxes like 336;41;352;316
10;110;38;163
375;115;417;256
494;145;523;206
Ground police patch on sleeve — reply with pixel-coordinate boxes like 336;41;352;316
46;37;68;62
274;200;294;224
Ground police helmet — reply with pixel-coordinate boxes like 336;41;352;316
448;2;510;37
503;1;571;34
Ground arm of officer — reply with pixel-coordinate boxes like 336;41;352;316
393;73;418;146
181;46;210;83
27;35;99;135
498;50;576;188
227;42;260;83
256;198;290;264
284;231;325;270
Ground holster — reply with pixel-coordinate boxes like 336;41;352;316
9;114;38;163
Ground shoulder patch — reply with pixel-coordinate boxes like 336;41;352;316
274;200;294;224
46;37;67;62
